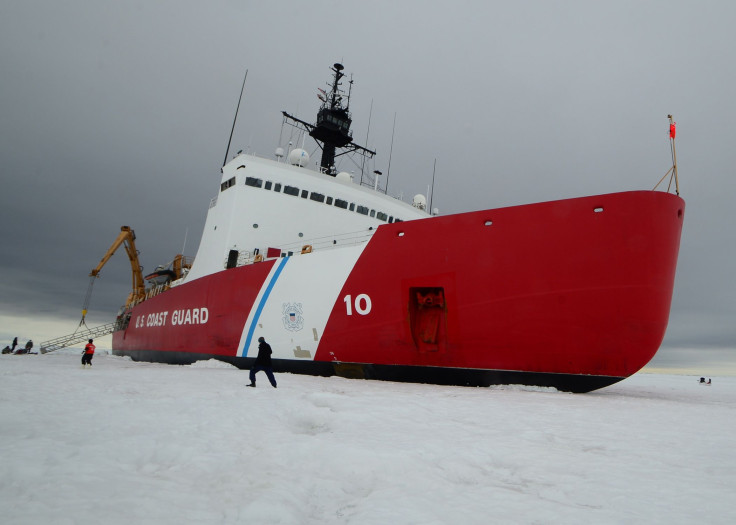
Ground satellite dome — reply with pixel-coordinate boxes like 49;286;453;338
275;147;285;158
288;148;310;167
412;194;427;210
336;171;353;182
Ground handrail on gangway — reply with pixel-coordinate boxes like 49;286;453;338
39;323;116;354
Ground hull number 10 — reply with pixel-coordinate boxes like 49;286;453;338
344;294;372;316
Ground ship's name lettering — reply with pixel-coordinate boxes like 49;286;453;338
135;307;209;328
171;307;209;326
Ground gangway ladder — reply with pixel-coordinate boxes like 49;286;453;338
39;323;117;354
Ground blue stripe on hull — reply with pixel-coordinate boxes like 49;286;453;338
242;256;290;356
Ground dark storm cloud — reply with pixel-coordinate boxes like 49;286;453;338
1;1;735;366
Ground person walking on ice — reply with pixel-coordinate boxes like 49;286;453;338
82;339;95;367
247;336;277;388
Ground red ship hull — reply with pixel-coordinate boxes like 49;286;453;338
113;190;684;392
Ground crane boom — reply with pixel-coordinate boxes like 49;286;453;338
88;226;146;308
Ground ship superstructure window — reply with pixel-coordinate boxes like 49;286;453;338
221;177;236;191
241;176;408;224
245;176;263;188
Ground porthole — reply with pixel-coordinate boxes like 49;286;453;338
253;224;259;228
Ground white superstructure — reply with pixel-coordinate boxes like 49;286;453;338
185;153;429;282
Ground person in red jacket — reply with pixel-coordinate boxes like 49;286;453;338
82;339;95;367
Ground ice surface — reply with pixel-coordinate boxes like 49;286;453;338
1;350;733;524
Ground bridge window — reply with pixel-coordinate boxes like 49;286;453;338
356;205;369;216
245;176;263;188
310;192;325;203
334;199;348;209
326;196;333;205
377;212;388;221
301;189;309;199
265;181;272;190
220;177;236;191
284;185;299;196
273;183;281;192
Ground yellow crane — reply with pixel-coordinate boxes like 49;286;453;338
41;226;191;352
81;226;145;324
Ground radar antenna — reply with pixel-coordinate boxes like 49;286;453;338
282;63;375;176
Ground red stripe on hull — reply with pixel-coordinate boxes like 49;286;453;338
113;260;275;355
316;191;684;378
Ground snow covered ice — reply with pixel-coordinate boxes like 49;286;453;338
1;350;734;524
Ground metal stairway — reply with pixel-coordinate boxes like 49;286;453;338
40;323;116;353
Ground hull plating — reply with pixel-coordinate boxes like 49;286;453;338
113;190;684;392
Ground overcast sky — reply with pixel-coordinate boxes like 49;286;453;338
1;1;735;369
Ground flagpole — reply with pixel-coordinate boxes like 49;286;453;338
668;114;680;195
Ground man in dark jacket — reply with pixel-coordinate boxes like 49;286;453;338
247;336;277;388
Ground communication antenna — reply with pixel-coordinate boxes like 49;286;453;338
282;63;375;176
223;69;248;167
385;112;397;194
429;158;437;211
360;99;373;185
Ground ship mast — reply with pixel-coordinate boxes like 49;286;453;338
282;63;375;176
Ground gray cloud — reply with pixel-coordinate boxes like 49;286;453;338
2;1;735;365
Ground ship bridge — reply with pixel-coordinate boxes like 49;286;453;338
310;107;353;147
